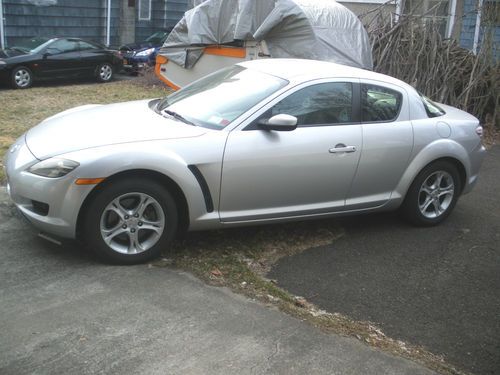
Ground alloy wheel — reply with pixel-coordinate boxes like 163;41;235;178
99;64;113;81
418;171;455;219
100;192;165;254
14;69;31;88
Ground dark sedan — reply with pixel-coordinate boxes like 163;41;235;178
0;37;123;89
119;31;170;74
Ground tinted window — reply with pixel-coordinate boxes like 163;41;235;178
362;84;402;122
79;41;99;51
48;39;80;53
146;31;169;44
266;82;353;126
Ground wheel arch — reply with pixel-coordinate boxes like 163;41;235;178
75;169;190;241
394;141;470;203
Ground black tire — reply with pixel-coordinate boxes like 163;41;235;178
96;62;114;83
83;179;178;264
11;66;33;89
401;160;461;226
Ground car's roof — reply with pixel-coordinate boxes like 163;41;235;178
238;59;413;91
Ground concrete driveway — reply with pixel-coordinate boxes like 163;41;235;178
0;192;436;374
269;146;500;375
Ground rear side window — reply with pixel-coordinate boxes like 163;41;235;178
420;93;446;118
362;84;402;122
79;41;99;51
267;82;353;126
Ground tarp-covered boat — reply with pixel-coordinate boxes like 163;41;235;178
155;0;373;89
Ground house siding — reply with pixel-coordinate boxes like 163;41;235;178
1;0;187;48
459;0;499;59
460;0;478;50
2;0;121;46
135;0;187;42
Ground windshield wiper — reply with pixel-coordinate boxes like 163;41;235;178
162;109;196;126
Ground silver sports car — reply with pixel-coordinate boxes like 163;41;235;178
4;59;486;263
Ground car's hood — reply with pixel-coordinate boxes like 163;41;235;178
26;100;207;159
0;48;27;58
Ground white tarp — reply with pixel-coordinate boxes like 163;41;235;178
161;0;373;70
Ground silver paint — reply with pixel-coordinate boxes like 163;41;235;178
4;59;486;240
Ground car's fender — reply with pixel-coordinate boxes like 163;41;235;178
392;138;470;203
63;137;226;232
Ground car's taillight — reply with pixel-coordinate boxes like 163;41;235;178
475;125;484;137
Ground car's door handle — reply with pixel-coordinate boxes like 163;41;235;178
329;144;357;154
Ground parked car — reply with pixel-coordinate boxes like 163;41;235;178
119;31;170;74
4;59;486;264
0;37;123;88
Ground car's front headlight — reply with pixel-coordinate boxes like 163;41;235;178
27;158;79;178
136;48;155;57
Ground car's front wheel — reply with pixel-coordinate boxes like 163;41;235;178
401;161;461;226
83;179;178;264
11;66;33;89
96;62;114;82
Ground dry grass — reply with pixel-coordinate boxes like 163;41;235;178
0;79;170;181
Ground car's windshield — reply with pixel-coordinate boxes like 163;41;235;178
419;93;446;118
146;31;168;44
10;37;52;53
156;65;288;130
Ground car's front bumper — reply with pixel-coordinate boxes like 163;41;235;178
4;137;93;239
121;54;155;72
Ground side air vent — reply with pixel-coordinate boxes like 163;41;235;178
187;165;214;213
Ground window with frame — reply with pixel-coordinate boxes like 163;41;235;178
138;0;151;20
361;84;403;122
262;82;353;126
47;39;80;53
404;0;451;37
483;0;500;27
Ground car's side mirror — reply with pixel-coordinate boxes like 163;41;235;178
258;114;298;131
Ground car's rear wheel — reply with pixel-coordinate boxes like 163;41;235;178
83;179;178;264
11;66;33;89
96;63;114;82
401;161;461;226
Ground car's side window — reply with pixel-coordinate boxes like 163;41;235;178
79;41;99;51
262;82;353;127
48;40;80;54
361;84;402;122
